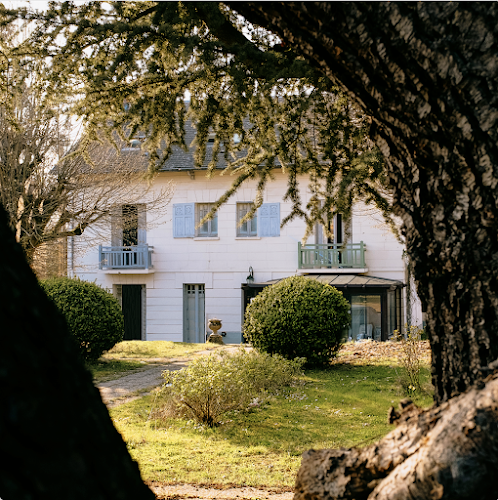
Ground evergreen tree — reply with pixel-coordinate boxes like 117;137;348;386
22;1;393;240
1;2;498;498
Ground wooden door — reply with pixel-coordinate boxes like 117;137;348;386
122;284;143;340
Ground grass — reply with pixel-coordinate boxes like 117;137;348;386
109;346;433;488
102;340;218;360
88;359;148;383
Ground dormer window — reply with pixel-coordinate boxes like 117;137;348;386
121;138;142;151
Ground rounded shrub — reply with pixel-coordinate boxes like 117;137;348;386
40;277;124;362
243;276;350;367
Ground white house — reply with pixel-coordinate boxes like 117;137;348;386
70;131;422;344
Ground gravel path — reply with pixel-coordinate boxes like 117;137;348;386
149;482;294;500
97;345;249;407
97;359;188;406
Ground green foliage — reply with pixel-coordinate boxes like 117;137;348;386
18;2;395;238
394;324;425;395
156;348;305;427
114;360;433;487
40;277;124;361
244;276;350;367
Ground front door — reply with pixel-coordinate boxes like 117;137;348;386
122;284;143;340
183;284;205;343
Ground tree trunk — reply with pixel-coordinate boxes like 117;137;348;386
229;2;498;498
0;204;154;499
295;376;498;500
232;0;498;405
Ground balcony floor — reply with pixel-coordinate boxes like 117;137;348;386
99;268;155;274
297;267;368;275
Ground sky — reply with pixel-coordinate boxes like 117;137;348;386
5;0;88;10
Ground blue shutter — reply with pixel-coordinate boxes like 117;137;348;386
258;203;280;237
137;204;147;244
173;203;195;237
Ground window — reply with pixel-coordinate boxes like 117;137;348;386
197;203;218;237
111;204;146;246
237;203;257;237
173;203;218;238
122;204;138;247
172;202;280;238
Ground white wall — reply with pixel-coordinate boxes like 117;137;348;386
72;170;421;340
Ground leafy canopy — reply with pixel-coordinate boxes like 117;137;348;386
13;1;395;239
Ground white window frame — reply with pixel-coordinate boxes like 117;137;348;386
196;203;218;237
237;202;258;237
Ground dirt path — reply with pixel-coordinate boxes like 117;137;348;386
97;345;249;407
97;359;188;406
149;482;294;500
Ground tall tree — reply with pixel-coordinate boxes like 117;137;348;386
29;0;498;402
1;2;498;499
23;1;393;239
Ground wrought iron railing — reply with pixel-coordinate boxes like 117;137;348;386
298;242;366;269
99;245;153;270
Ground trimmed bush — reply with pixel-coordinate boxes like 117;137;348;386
40;277;124;361
243;276;350;367
156;348;305;427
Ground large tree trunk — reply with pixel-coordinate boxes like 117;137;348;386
0;204;154;499
295;376;498;500
233;0;498;405
229;2;498;498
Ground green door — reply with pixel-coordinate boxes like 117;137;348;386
183;284;205;343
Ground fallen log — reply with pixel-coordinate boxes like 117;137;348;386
294;374;498;500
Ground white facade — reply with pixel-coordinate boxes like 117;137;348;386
71;169;422;343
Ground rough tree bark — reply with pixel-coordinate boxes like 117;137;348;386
0;204;155;499
228;2;498;498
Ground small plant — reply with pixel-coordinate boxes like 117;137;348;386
40;277;124;361
243;276;350;367
154;348;305;427
394;324;424;393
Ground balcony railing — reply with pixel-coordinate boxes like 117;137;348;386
99;245;153;270
298;241;366;269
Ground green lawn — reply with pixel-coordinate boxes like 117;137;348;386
102;340;219;360
110;357;433;487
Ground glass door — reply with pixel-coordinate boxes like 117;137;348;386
349;294;382;341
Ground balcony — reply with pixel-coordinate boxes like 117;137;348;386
99;245;153;272
298;241;367;272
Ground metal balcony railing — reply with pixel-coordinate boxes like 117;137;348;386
298;241;366;269
99;245;153;270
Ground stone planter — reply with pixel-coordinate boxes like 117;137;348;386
207;318;224;344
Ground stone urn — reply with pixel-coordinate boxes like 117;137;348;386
207;318;224;344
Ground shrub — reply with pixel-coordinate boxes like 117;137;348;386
394;324;425;395
243;276;350;367
155;349;305;427
40;277;124;362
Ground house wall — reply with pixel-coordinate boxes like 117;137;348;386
72;170;422;341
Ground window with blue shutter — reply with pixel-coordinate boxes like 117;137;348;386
237;202;257;237
258;203;280;237
196;203;218;237
173;203;195;237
